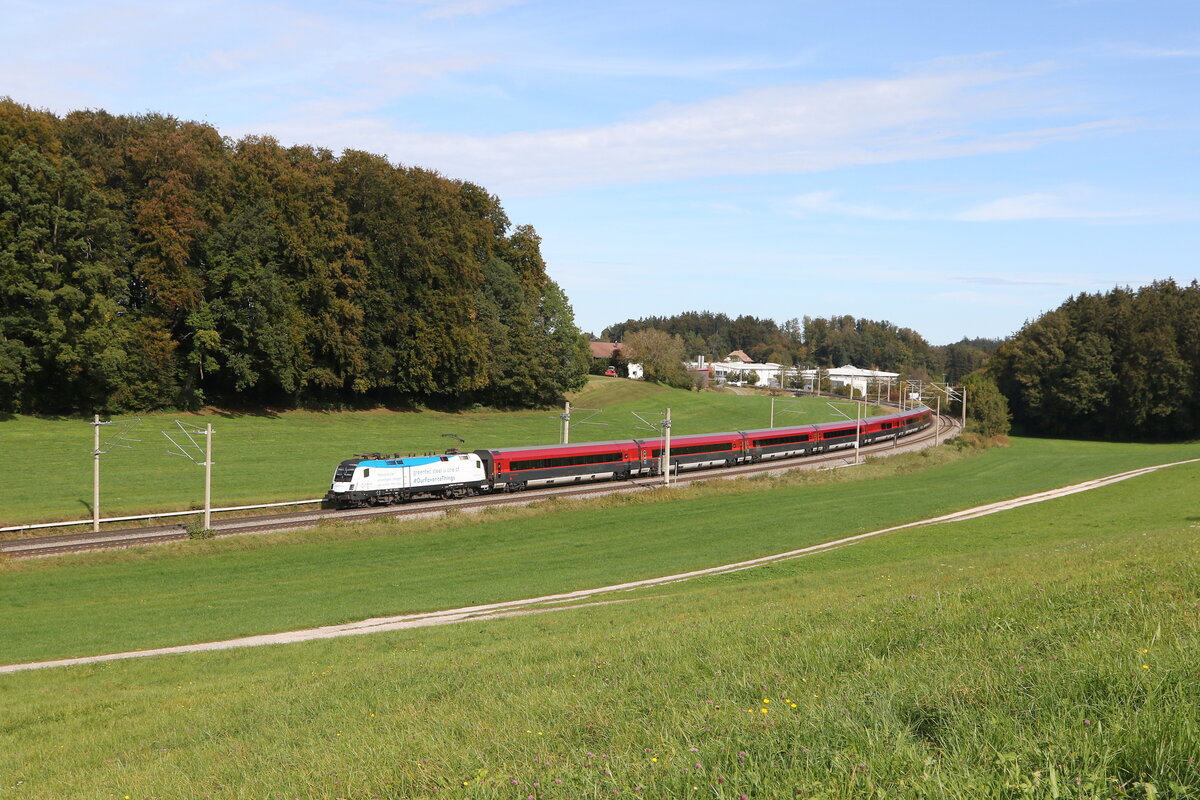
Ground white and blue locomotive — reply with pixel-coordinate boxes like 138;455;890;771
326;452;488;506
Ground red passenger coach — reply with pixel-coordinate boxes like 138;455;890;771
742;425;819;461
645;431;747;473
813;420;861;452
478;439;645;491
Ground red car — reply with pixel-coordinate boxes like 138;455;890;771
604;366;617;376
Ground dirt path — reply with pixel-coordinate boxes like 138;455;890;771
4;457;1197;674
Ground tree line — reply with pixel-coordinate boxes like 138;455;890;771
601;310;998;383
0;99;589;414
990;280;1199;441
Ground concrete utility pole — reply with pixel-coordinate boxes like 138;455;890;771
92;415;104;532
662;407;672;488
770;396;775;428
561;401;572;444
825;401;862;467
961;388;968;432
854;401;862;466
935;395;941;446
203;423;213;530
90;415;140;532
163;421;214;531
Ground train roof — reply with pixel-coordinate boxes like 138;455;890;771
479;438;642;455
479;407;931;456
357;453;479;469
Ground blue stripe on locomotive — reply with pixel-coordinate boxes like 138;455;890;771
357;456;446;469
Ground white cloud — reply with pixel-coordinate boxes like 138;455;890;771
956;192;1159;222
788;191;917;220
395;0;531;19
517;52;822;79
243;67;1127;195
785;186;1192;224
1110;42;1200;59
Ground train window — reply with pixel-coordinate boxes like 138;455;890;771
649;442;734;458
363;468;370;477
510;451;625;471
823;429;855;439
753;434;809;447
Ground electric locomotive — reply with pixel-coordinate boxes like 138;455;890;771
326;451;489;507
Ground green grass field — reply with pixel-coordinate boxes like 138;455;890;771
2;436;1198;665
0;379;880;527
0;436;1197;798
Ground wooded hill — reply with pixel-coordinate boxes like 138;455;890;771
0;99;589;414
991;279;1200;440
602;311;998;383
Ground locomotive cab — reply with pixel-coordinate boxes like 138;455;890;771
325;452;488;507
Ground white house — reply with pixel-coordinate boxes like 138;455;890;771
798;364;899;396
695;352;790;387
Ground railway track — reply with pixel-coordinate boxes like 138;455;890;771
3;413;960;558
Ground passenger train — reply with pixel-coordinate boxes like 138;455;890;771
325;406;933;508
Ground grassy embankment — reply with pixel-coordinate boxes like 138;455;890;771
0;378;877;527
1;436;1198;798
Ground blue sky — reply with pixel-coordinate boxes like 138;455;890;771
3;0;1198;344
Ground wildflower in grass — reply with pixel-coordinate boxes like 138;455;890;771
1142;664;1150;669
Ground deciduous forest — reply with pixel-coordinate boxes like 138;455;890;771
0;99;589;414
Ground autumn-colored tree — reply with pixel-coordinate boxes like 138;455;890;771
0;99;588;413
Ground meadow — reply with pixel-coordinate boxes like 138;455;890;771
0;435;1197;798
0;379;880;527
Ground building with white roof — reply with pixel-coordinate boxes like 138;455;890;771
798;365;899;396
693;353;790;387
